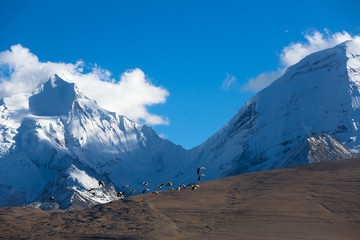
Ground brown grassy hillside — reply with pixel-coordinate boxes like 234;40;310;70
1;158;360;239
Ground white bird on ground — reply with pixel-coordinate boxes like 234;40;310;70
152;191;159;195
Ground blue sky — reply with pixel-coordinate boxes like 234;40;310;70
0;0;359;149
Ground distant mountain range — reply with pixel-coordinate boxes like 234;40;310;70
1;39;359;209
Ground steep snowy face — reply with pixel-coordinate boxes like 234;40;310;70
29;74;76;116
6;75;148;172
0;74;188;209
194;40;360;179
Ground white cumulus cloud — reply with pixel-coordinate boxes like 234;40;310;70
0;44;169;125
242;29;359;92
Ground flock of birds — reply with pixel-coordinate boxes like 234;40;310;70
114;166;206;198
49;167;207;203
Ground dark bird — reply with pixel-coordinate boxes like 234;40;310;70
197;167;206;175
156;184;164;188
49;196;54;201
142;182;149;186
130;189;136;193
117;191;125;197
88;188;95;192
191;184;200;190
98;180;105;188
152;191;159;195
122;185;129;188
89;217;93;222
165;182;173;187
142;188;150;194
198;174;206;181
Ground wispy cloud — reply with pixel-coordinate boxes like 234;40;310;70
221;73;237;91
158;133;168;139
242;69;284;92
0;44;169;125
242;29;359;92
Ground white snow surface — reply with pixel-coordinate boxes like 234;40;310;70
190;39;360;179
1;40;360;208
0;74;189;208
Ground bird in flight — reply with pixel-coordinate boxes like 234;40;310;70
197;167;206;175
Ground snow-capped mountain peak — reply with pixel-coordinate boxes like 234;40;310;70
191;39;360;179
0;74;188;209
29;74;77;116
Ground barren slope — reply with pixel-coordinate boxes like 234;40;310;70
1;158;360;239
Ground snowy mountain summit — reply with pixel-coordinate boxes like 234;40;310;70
1;39;360;209
192;39;360;178
0;74;188;209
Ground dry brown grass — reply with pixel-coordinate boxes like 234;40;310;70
1;158;360;239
